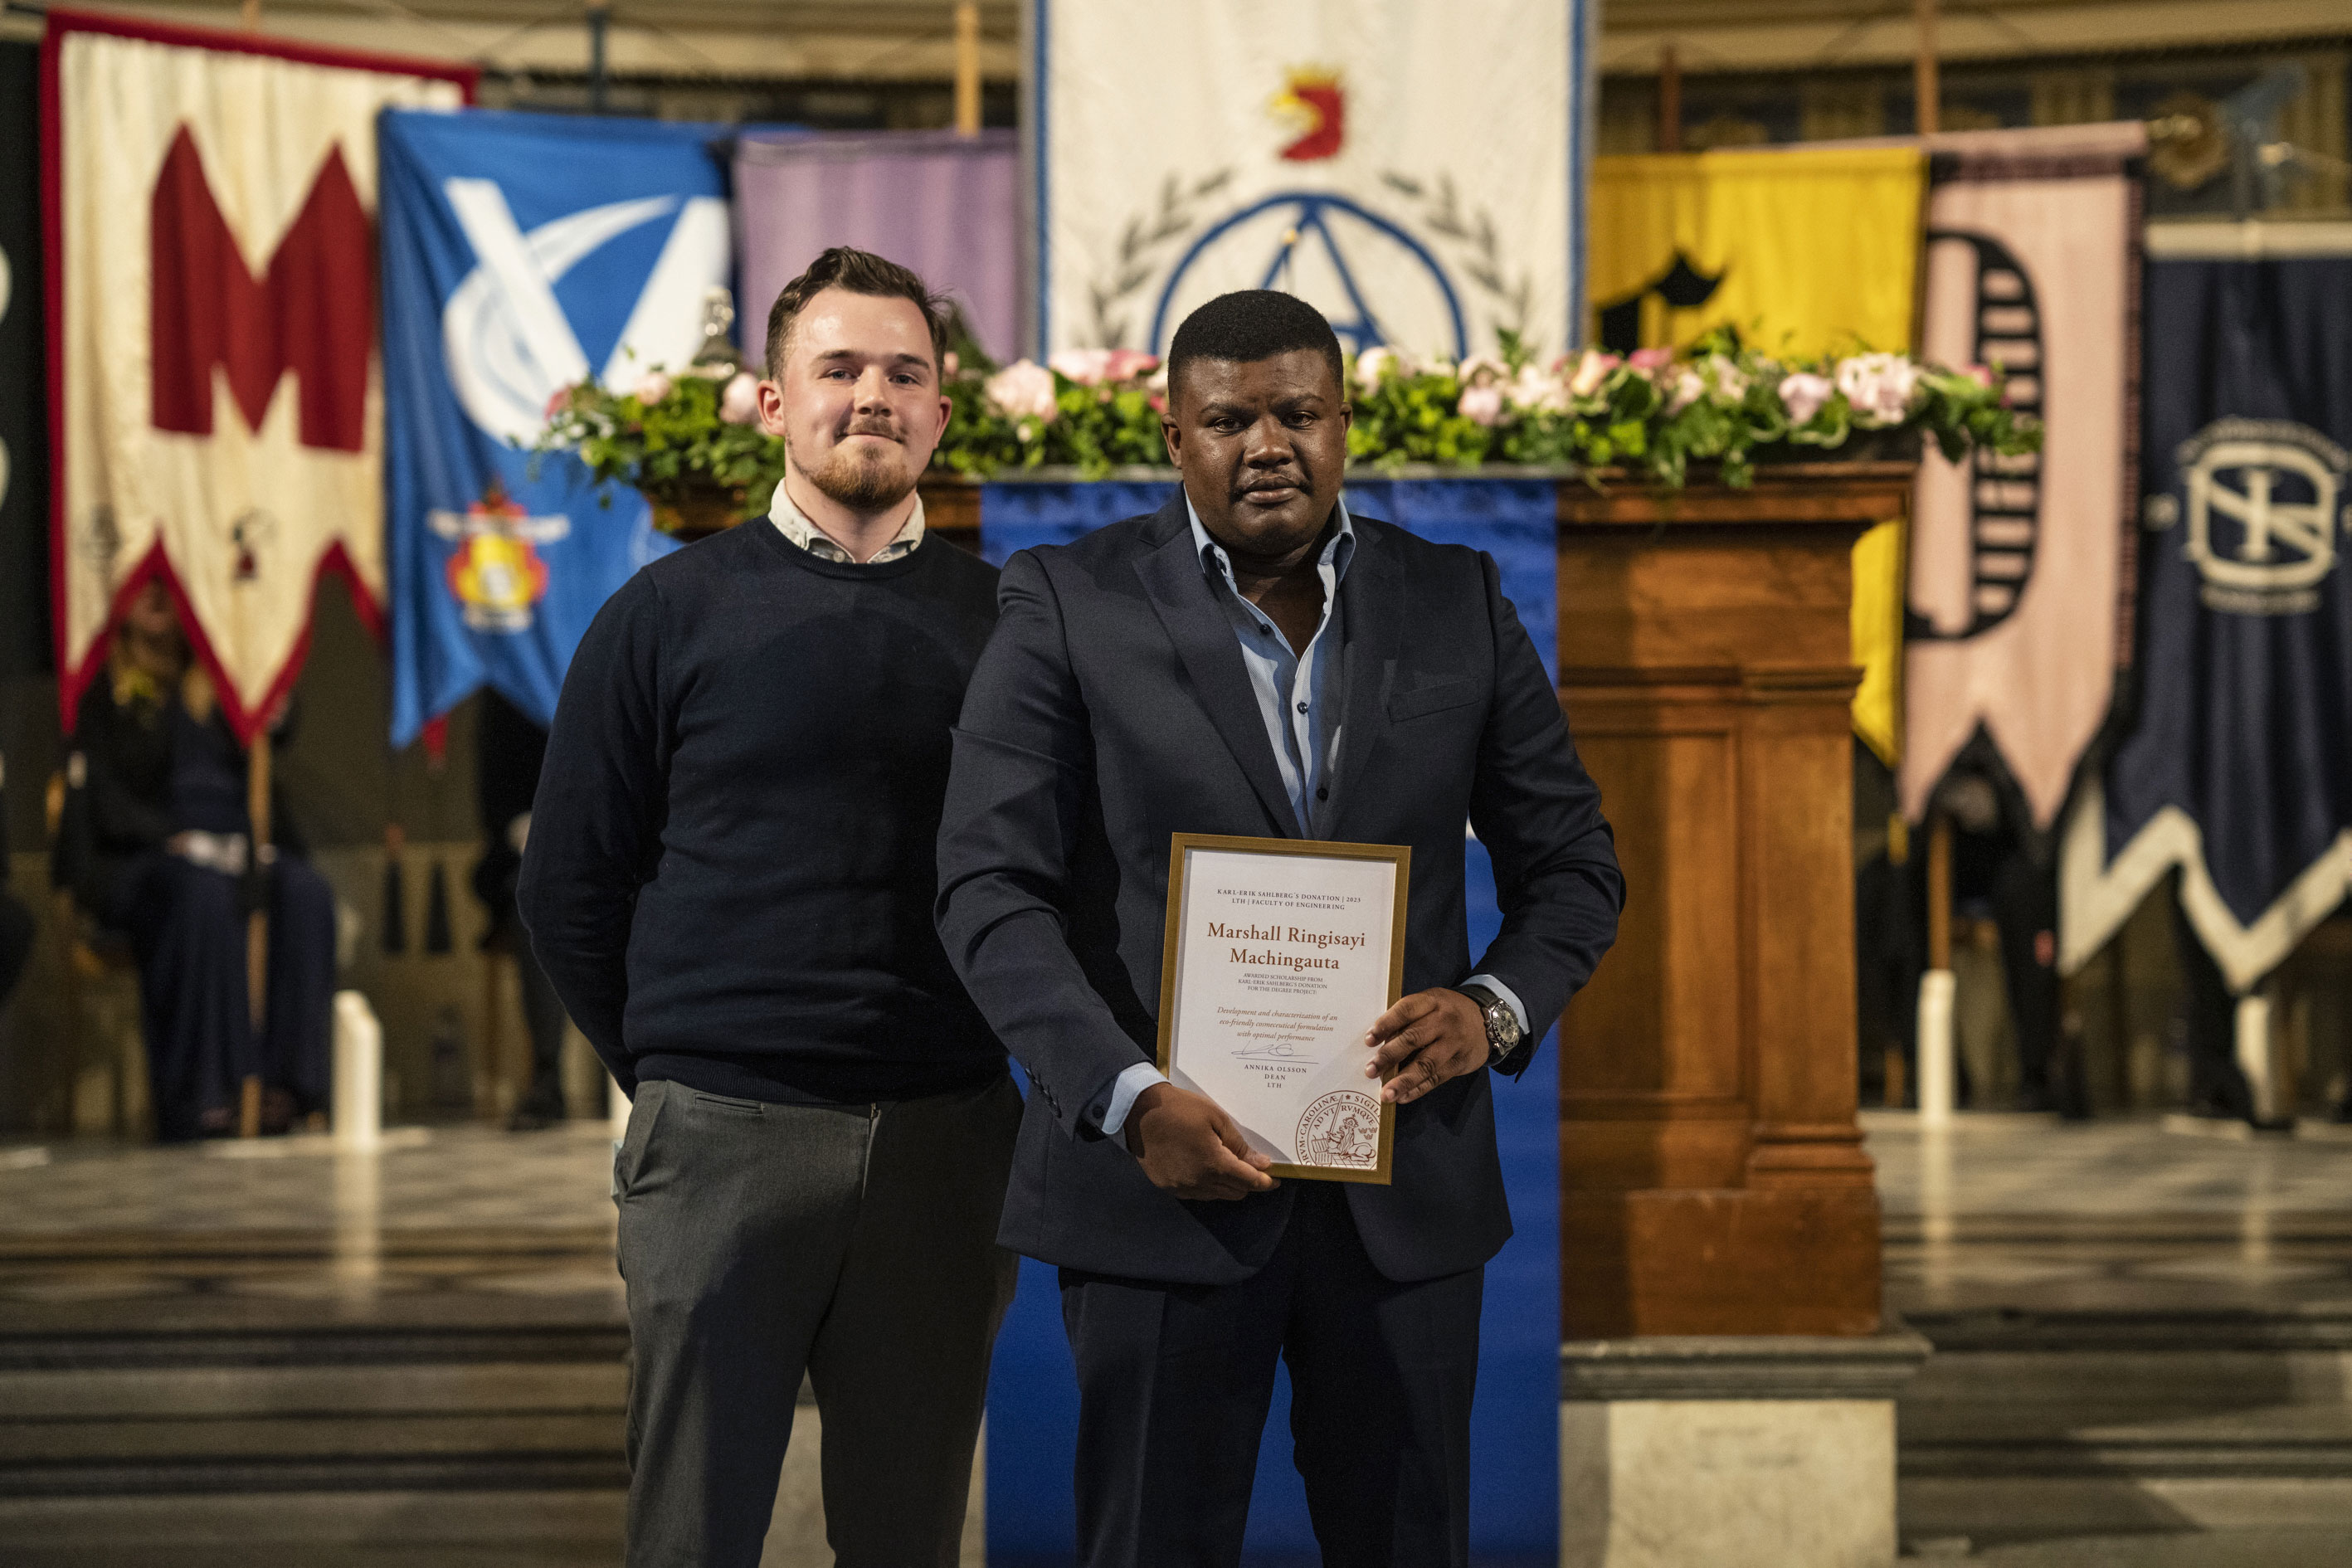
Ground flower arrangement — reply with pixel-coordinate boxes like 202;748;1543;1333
936;327;2038;487
537;361;776;533
533;326;2038;513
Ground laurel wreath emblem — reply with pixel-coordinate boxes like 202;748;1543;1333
1378;170;1532;342
1084;166;1532;349
1089;168;1235;349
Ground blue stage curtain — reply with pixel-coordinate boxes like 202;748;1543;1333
981;477;1560;1567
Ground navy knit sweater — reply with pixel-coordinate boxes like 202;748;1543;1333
518;520;1004;1103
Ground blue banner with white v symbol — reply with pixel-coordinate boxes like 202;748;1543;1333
380;107;731;746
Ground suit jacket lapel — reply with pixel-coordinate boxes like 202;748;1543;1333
1133;499;1304;837
1324;524;1403;837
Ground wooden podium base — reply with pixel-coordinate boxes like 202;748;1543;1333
1556;463;1909;1339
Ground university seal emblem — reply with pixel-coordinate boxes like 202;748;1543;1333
1296;1090;1381;1171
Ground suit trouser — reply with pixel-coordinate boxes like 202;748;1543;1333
613;1073;1022;1568
1060;1181;1483;1568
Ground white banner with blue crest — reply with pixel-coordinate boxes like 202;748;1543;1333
1030;0;1590;362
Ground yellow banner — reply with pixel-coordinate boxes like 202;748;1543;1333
1590;146;1926;765
1589;147;1926;356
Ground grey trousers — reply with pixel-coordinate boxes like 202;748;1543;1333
613;1073;1023;1568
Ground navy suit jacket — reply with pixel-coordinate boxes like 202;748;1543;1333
936;494;1623;1285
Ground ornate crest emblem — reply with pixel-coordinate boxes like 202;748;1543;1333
1270;68;1344;163
431;482;568;632
2152;418;2350;616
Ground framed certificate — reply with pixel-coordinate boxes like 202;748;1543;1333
1155;832;1411;1184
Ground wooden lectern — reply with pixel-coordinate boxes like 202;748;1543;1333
1555;461;1911;1339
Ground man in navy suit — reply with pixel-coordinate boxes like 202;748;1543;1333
937;291;1623;1567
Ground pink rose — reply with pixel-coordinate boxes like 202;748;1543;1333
542;386;572;421
1457;353;1510;388
1507;364;1570;415
1778;372;1834;426
1627;347;1675;373
1566;349;1620;399
1103;348;1161;382
986;360;1059;425
631;370;673;406
1834;353;1920;426
1965;363;1994;388
1706;353;1750;403
1353;345;1404;387
1048;348;1115;386
1458;384;1504;426
1664;368;1706;416
718;371;761;425
943;350;961;377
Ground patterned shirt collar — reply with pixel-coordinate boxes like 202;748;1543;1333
767;482;926;564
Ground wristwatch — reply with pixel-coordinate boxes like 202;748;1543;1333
1456;981;1523;1065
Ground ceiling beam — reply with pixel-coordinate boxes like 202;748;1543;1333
1601;0;2351;75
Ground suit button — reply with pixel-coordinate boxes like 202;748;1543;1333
1317;786;1329;801
1296;701;1309;713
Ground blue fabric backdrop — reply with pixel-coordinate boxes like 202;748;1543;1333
980;478;1560;1566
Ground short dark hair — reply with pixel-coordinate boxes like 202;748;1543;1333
764;246;950;377
1166;290;1345;400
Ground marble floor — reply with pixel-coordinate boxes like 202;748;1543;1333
11;1111;2342;1325
0;1123;623;1335
1865;1110;2352;1317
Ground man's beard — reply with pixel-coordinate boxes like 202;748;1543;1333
799;422;918;512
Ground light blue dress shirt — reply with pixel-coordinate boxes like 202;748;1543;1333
1098;493;1530;1139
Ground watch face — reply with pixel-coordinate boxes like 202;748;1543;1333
1488;1000;1521;1049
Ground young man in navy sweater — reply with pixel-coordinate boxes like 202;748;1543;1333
520;249;1014;1568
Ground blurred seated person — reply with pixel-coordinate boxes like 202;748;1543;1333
472;689;572;1131
0;744;32;1010
1936;767;2071;1115
53;581;335;1141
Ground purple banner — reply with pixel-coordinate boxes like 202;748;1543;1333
733;128;1019;365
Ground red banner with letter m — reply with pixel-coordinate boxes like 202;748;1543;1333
41;9;472;739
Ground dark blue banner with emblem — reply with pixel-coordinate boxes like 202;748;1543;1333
380;108;733;747
979;478;1560;1566
2060;227;2352;991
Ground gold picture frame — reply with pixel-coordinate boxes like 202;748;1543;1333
1154;831;1412;1185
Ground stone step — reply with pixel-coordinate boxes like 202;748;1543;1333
0;1324;628;1372
0;1450;628;1497
1898;1305;2352;1522
1899;1475;2352;1544
0;1324;630;1497
0;1361;624;1419
1906;1348;2352;1405
1904;1307;2352;1354
0;1488;626;1567
1905;1400;2352;1444
1904;1430;2352;1479
0;1410;623;1469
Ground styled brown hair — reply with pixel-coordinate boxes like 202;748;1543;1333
763;246;951;378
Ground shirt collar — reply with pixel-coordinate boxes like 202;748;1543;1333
1184;489;1355;587
767;481;926;562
